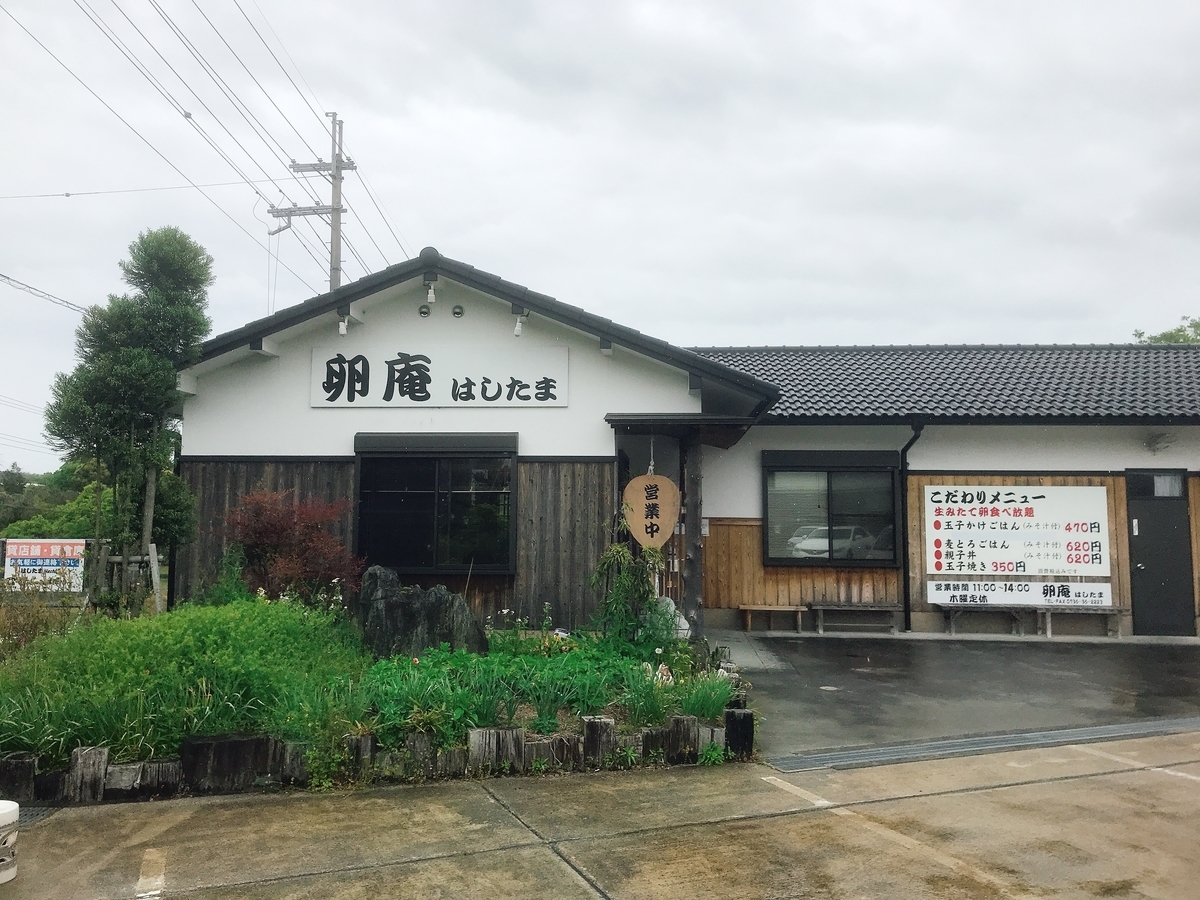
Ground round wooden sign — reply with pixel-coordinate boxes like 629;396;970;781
623;474;681;549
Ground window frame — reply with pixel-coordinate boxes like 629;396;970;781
761;450;902;569
354;434;518;576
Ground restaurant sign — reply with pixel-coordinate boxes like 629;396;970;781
927;580;1112;607
924;485;1111;577
311;345;568;407
623;475;681;550
3;539;86;592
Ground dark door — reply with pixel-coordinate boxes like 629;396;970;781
1127;472;1196;636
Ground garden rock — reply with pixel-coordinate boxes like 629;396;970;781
359;567;487;659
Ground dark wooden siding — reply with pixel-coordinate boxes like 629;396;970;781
513;459;616;630
176;456;615;628
173;458;356;602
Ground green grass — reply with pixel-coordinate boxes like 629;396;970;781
0;600;734;776
0;600;370;769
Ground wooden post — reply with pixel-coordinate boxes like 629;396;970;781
66;746;109;804
148;543;163;614
681;435;705;640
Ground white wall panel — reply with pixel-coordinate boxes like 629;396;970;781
181;280;699;457
703;424;1200;519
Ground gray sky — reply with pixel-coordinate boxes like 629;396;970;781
2;1;1199;470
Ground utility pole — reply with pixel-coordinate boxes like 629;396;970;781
269;112;356;293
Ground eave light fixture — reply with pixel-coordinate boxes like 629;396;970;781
338;316;348;336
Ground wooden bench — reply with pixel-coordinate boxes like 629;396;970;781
809;604;900;635
738;605;803;632
931;604;1120;638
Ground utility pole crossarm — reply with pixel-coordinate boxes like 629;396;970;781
290;159;356;173
267;205;344;218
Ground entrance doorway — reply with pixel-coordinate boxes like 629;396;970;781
1127;471;1196;636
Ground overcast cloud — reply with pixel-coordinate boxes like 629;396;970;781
2;1;1199;469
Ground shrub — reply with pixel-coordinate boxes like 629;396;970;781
0;599;369;768
619;667;670;728
679;674;735;722
225;490;364;606
698;741;726;766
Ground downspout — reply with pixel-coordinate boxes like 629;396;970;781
899;421;925;633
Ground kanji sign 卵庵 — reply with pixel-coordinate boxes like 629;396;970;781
310;345;568;407
622;475;681;550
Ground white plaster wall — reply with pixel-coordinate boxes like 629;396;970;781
702;424;1200;519
181;280;700;457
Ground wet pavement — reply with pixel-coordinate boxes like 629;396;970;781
722;631;1200;757
9;731;1200;899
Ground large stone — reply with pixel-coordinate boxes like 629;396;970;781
359;567;488;659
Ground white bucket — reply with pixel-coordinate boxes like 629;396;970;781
0;800;16;884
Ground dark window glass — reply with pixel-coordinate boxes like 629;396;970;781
830;472;894;560
359;456;512;571
764;467;896;564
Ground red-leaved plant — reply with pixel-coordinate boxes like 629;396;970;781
226;490;364;607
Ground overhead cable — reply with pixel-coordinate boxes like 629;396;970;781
0;4;320;295
0;273;87;313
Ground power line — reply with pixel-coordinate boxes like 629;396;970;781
353;170;412;260
0;438;56;456
0;273;87;313
0;175;323;200
73;0;274;210
0;3;321;295
142;0;324;209
0;431;53;452
187;0;320;161
0;394;46;415
236;0;409;262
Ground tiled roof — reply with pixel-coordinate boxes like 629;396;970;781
690;345;1200;422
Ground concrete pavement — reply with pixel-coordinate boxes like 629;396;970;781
7;730;1200;899
711;630;1200;757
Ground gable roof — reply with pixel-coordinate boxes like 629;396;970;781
692;344;1200;424
195;247;780;415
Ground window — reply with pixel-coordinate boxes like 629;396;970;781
762;451;899;566
358;455;513;572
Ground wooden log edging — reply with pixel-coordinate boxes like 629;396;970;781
0;709;755;807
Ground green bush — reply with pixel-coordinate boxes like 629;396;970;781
678;673;735;723
0;599;369;768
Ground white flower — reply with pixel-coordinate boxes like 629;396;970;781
654;647;663;655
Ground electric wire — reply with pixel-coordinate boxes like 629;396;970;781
148;0;380;280
237;0;410;262
0;175;323;200
130;0;323;210
0;431;53;451
0;394;46;415
0;3;320;294
187;0;320;160
0;438;56;456
74;0;273;209
0;273;87;313
353;169;412;259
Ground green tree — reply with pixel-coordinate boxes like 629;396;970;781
44;227;211;567
1134;317;1200;344
0;464;26;495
